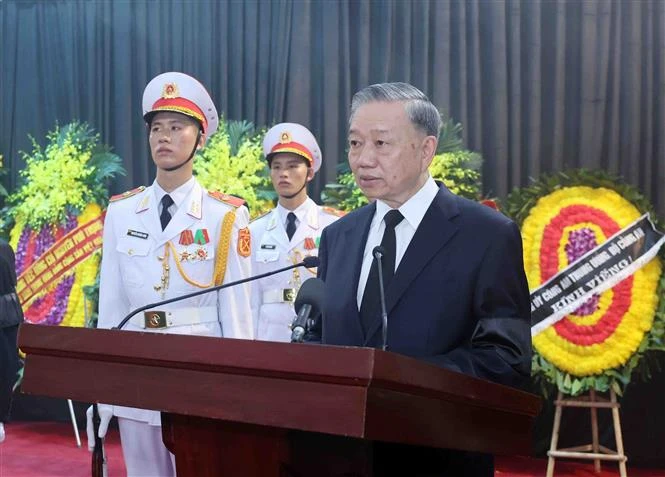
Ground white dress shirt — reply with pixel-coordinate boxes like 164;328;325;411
356;177;439;309
153;176;196;218
276;201;306;236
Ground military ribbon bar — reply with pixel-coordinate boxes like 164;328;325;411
179;230;194;245
194;228;210;245
304;237;316;250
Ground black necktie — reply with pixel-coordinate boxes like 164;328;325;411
359;209;404;336
286;212;297;241
160;194;174;231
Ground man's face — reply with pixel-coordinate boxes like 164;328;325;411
148;111;203;171
348;101;435;208
269;153;313;198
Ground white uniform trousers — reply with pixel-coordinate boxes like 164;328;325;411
118;417;176;477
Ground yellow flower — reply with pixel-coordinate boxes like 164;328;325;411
60;204;103;328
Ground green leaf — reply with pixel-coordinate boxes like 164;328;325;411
611;380;623;397
437;116;464;154
193;118;272;218
226;120;256;156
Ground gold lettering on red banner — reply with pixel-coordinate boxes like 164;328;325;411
16;215;105;306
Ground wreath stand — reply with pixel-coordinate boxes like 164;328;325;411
546;389;627;477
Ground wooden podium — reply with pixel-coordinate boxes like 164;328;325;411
18;324;541;476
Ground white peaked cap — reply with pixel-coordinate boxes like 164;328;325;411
142;72;219;136
262;122;322;173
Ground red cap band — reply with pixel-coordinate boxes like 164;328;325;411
269;142;313;165
150;97;208;132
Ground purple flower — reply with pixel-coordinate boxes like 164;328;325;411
44;275;76;325
565;228;600;316
18;212;81;325
16;227;31;274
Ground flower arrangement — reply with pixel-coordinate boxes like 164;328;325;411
194;118;274;218
428;150;482;199
6;122;124;329
504;169;665;397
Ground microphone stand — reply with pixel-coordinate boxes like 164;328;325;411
373;248;389;351
91;403;108;477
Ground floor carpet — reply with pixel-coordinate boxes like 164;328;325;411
0;421;663;476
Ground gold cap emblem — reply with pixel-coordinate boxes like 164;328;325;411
279;131;292;144
162;83;179;99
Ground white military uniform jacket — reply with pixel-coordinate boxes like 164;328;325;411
98;178;253;425
250;198;341;342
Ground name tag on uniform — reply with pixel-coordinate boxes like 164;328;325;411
261;244;276;250
127;229;149;240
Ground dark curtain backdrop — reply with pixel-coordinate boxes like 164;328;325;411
2;0;665;466
1;0;664;212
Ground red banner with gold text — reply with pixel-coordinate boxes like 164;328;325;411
17;215;104;305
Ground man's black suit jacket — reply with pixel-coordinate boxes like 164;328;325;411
315;185;532;476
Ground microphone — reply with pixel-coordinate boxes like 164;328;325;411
290;278;325;343
373;246;389;351
114;255;320;330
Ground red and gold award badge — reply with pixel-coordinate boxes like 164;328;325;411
237;227;251;257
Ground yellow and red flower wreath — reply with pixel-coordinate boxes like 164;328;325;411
506;171;665;395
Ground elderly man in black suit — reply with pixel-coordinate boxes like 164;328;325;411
315;82;532;476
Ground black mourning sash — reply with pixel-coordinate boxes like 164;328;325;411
531;214;665;336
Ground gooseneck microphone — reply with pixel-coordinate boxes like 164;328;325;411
372;246;389;351
290;278;325;343
114;255;320;330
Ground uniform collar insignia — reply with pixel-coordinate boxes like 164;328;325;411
135;193;151;213
306;203;320;230
187;197;202;219
266;210;278;231
186;184;203;219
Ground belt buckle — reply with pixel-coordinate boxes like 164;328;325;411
282;289;296;303
144;311;167;329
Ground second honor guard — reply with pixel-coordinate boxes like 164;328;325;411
87;72;253;477
250;123;342;342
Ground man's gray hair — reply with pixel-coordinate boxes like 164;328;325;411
350;82;442;138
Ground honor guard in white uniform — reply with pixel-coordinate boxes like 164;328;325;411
86;72;253;477
250;123;343;342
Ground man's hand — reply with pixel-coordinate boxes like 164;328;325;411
85;404;113;451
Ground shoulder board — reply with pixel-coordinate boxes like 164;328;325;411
207;191;246;208
249;210;271;224
321;206;346;218
110;186;146;203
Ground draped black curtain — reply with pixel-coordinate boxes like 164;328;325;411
2;0;665;465
2;0;663;212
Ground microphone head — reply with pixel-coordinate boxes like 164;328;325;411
294;278;325;316
373;246;386;259
302;255;320;268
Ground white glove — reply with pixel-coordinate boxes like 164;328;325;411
85;404;113;451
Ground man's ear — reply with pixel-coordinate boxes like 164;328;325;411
421;135;438;169
306;167;316;182
197;132;207;150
